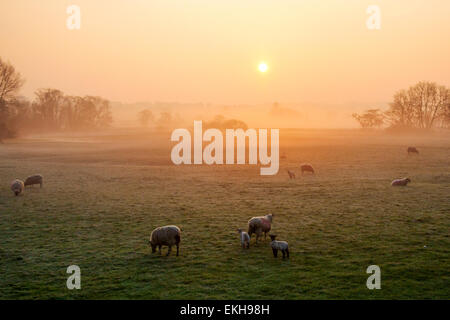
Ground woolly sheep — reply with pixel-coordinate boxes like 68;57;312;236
248;214;273;244
300;164;315;174
287;170;296;179
270;235;289;259
407;147;419;154
24;174;43;188
237;229;250;249
149;225;181;256
11;179;25;196
391;177;411;186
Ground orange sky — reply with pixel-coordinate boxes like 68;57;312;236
1;0;449;105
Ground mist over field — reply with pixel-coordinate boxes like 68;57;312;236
109;100;379;128
1;129;449;299
0;0;449;301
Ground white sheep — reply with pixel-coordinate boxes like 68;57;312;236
149;225;181;256
11;179;24;196
391;177;411;186
300;164;315;174
24;174;43;188
270;234;289;259
237;229;250;249
248;214;273;244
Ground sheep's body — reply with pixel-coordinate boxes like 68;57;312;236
407;147;419;154
270;235;289;259
24;174;43;188
237;229;250;249
248;214;273;243
149;225;181;256
287;170;296;179
11;179;25;196
300;164;315;174
391;178;411;186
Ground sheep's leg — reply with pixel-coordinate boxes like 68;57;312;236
176;244;179;256
247;242;250;249
286;248;289;258
282;250;286;259
242;243;245;249
264;232;267;240
272;249;278;258
158;245;162;254
167;245;172;256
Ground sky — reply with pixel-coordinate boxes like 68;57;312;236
1;0;449;107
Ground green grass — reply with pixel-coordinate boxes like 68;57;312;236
0;129;449;299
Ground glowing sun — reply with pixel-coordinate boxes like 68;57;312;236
258;62;268;73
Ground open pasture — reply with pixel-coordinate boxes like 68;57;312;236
0;129;449;299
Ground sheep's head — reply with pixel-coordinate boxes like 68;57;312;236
405;178;411;184
14;190;19;196
237;229;242;234
266;214;273;222
149;240;156;253
269;234;277;241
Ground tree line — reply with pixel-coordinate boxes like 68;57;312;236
353;82;450;130
0;57;112;141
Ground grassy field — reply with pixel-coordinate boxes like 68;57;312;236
0;129;449;299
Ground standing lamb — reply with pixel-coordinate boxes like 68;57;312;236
407;147;419;154
149;225;181;256
24;174;43;188
11;179;25;196
248;214;273;244
300;164;315;175
270;235;289;259
237;229;250;249
287;170;296;179
391;178;411;186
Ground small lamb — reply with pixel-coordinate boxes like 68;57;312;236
287;170;296;179
237;229;250;249
391;177;411;186
270;235;289;259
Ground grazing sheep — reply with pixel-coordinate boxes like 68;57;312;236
287;170;296;179
149;225;181;256
237;229;250;249
407;147;419;154
248;214;273;244
11;179;25;196
300;164;315;174
391;177;411;186
24;174;43;188
270;235;289;259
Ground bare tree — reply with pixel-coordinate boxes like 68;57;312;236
352;109;385;129
0;58;25;103
138;109;154;127
386;82;450;129
0;58;25;141
32;88;65;130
